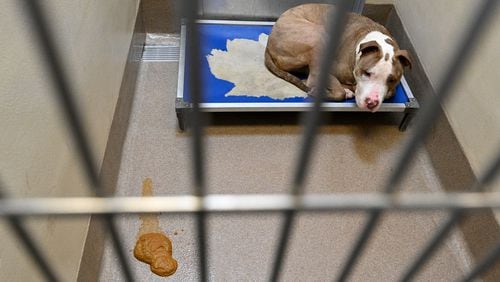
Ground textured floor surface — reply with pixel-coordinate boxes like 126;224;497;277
97;58;474;281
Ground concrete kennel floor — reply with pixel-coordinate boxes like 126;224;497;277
97;1;474;280
97;58;474;281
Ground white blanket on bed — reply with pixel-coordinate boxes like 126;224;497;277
206;33;307;100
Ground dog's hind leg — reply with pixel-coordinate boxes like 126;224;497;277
264;49;309;92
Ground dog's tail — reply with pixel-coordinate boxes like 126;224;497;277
264;48;309;93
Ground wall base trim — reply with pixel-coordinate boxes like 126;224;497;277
76;3;145;281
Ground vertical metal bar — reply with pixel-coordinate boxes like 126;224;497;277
401;148;500;281
0;179;59;281
270;1;351;281
181;1;208;281
352;0;366;14
20;1;134;281
463;243;500;282
337;0;499;281
402;212;461;281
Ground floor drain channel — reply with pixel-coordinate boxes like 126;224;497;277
142;45;180;62
141;33;181;62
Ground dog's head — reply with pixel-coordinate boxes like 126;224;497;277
353;33;411;112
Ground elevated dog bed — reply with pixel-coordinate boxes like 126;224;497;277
176;20;418;131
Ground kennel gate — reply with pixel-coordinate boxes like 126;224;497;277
1;0;500;281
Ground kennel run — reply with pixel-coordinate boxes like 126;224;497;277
175;20;419;131
1;0;500;282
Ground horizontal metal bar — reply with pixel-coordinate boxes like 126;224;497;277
189;102;407;112
196;19;276;26
0;193;499;216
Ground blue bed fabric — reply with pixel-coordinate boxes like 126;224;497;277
183;23;408;104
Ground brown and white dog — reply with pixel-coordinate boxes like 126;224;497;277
265;4;412;112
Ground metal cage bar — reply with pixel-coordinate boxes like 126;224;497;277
19;1;134;281
336;0;499;280
1;0;499;281
352;0;366;14
181;1;209;281
270;1;351;280
0;179;59;281
1;192;500;216
401;148;500;281
464;242;500;281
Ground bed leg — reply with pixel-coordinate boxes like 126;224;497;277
399;113;414;132
177;111;186;131
176;98;191;131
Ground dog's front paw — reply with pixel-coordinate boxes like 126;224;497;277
307;87;317;97
344;88;354;99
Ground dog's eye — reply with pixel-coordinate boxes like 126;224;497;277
363;71;372;77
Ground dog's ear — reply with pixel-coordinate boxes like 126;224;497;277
359;40;380;57
395;49;412;69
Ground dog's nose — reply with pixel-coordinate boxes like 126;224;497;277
365;97;379;109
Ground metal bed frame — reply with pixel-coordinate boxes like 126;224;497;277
1;0;499;281
175;19;419;132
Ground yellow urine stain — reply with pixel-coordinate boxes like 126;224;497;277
134;178;178;277
137;178;162;236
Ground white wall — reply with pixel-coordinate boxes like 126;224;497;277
393;1;500;187
0;0;139;281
